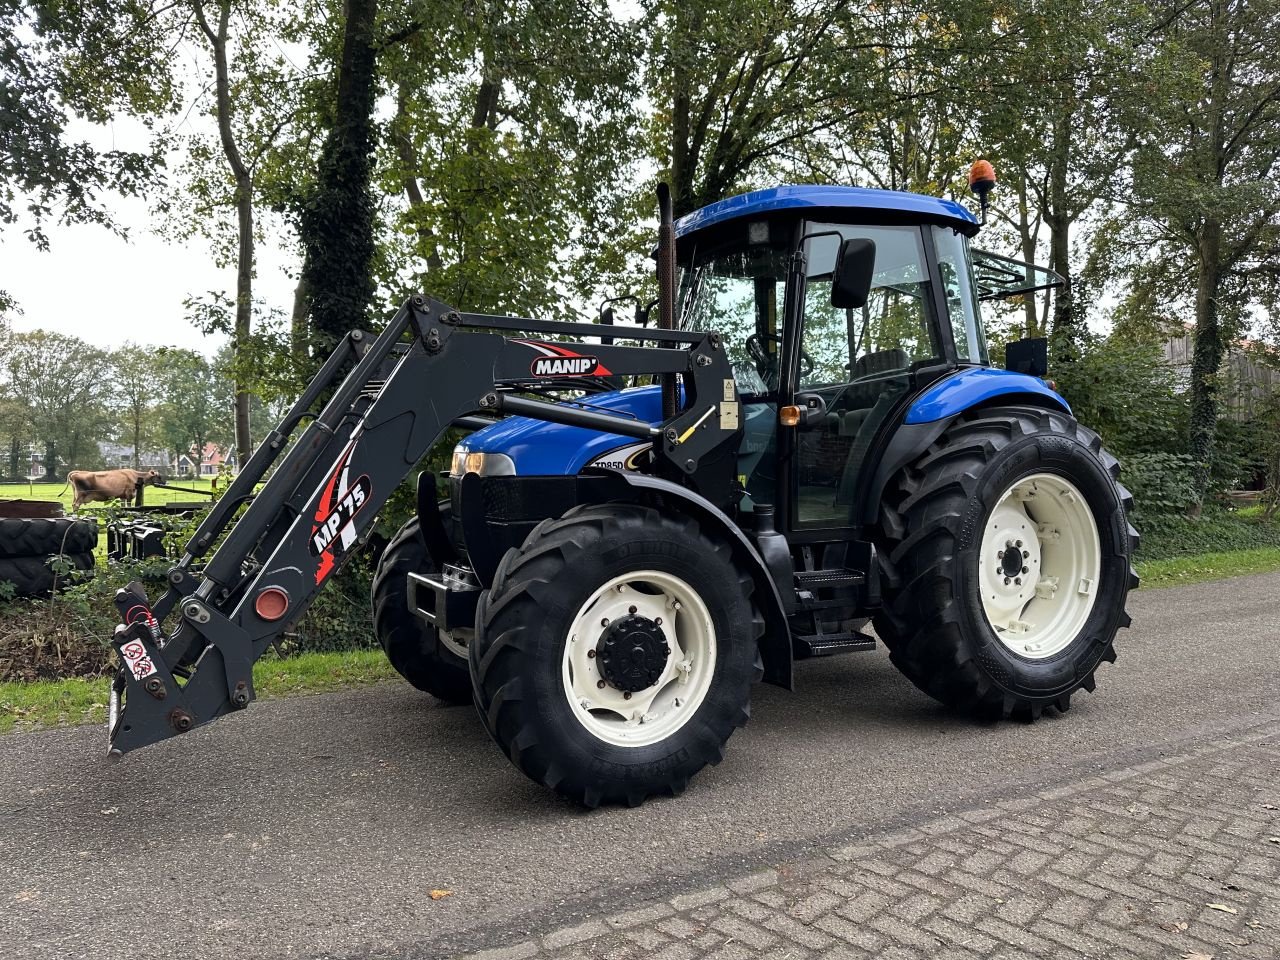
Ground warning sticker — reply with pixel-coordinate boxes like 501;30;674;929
119;639;158;681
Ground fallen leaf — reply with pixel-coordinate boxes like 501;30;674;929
1206;903;1237;915
100;807;117;816
1262;803;1277;810
1227;937;1250;947
429;889;452;901
1182;953;1213;960
1267;837;1280;844
1163;921;1189;933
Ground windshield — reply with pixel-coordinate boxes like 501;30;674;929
679;234;790;396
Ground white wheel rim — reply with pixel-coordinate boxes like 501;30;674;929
562;569;716;748
979;473;1101;659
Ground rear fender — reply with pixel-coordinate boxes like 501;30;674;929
585;470;793;690
860;385;1073;526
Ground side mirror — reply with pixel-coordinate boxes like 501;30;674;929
1005;337;1048;378
830;238;876;309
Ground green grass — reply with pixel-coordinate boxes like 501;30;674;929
0;649;395;735
1135;546;1280;589
0;477;220;514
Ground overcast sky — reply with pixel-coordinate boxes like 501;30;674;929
3;195;297;353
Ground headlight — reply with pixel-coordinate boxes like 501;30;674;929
450;447;516;477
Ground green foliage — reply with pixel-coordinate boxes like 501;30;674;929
0;0;175;251
1050;331;1185;457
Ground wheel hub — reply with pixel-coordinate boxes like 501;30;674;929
597;615;670;693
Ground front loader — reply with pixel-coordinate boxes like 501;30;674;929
108;175;1138;807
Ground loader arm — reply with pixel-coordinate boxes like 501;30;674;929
108;295;741;755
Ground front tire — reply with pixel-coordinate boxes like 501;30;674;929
371;513;472;704
874;405;1138;719
471;504;763;807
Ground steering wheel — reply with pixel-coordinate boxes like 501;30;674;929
745;332;813;381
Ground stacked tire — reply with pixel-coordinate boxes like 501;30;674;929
0;518;98;596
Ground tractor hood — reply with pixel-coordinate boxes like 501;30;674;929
457;385;662;476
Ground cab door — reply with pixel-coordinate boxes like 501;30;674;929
787;224;949;533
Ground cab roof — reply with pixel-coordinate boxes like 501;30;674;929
674;185;979;239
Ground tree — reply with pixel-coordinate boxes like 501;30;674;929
298;0;380;356
1;330;109;477
157;349;226;470
1127;0;1280;511
381;0;641;317
0;1;176;307
110;345;164;469
648;0;873;217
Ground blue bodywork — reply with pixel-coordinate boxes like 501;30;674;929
460;370;1068;475
675;185;978;239
462;386;661;475
904;368;1070;424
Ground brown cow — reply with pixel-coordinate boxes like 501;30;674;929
65;469;162;510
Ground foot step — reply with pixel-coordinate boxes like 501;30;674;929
794;631;876;657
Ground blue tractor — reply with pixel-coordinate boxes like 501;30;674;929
105;180;1137;808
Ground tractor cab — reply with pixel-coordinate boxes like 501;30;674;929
675;185;991;534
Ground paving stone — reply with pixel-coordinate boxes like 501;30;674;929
465;727;1280;960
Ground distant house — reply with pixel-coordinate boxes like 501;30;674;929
177;443;236;478
97;442;168;472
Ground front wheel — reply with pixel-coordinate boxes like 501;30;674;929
371;513;472;704
873;405;1138;719
470;504;763;807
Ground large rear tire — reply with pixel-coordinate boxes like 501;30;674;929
873;405;1138;719
370;513;472;705
470;504;763;807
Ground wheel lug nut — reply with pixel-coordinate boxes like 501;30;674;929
1015;577;1022;586
623;691;631;700
655;617;662;626
587;649;596;658
1022;550;1029;558
1004;576;1011;585
628;605;637;615
997;549;1004;559
601;618;609;627
597;679;606;688
1021;566;1029;574
1015;539;1023;548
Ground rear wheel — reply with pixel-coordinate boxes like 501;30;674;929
471;504;763;807
873;405;1138;719
371;513;471;704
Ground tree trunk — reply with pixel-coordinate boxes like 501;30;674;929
1015;177;1039;337
194;0;254;468
300;0;380;360
1047;109;1073;340
1188;217;1224;514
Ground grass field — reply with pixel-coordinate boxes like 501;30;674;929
0;649;396;734
0;477;220;514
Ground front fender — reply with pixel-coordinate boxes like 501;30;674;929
585;470;793;691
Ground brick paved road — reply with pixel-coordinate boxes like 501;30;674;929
459;722;1280;960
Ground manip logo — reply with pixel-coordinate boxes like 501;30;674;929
515;340;613;378
309;443;373;584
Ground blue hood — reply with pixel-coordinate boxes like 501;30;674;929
458;385;661;475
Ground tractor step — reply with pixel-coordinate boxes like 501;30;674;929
794;567;865;588
794;567;867;611
793;630;877;658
